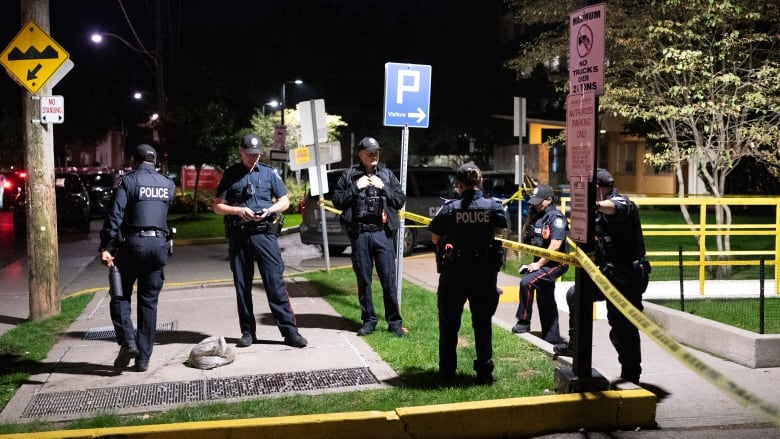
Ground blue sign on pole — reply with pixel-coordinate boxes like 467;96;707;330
383;62;432;128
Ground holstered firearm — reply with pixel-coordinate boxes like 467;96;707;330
435;243;454;273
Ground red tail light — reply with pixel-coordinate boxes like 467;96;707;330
299;200;306;216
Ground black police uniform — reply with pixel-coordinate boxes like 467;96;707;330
594;188;649;383
515;205;569;343
332;163;406;333
216;161;302;342
100;162;175;367
558;188;650;383
428;188;507;382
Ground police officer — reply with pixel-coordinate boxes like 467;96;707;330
332;137;407;337
429;162;508;385
213;134;307;349
512;184;569;344
554;168;650;385
99;144;175;372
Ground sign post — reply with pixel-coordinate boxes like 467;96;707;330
558;2;608;394
384;62;432;308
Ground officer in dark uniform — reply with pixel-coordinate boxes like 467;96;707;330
512;184;569;344
213;134;307;349
99;144;175;372
429;162;508;385
554;168;650;385
332;137;407;337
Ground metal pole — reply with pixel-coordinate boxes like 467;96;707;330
395;125;409;308
280;83;286;126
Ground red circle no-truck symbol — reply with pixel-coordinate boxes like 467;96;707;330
576;24;594;58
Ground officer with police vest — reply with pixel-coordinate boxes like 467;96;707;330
99;144;175;372
429;162;507;385
512;184;569;344
554;168;650;385
213;134;307;349
332;137;407;337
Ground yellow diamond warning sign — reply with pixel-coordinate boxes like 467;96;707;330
1;20;69;94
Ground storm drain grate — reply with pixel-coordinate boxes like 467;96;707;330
22;367;378;418
83;321;177;340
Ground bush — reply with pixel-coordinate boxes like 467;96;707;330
171;189;215;214
284;178;307;214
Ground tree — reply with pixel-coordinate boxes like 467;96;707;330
506;0;780;277
248;108;348;162
165;100;235;215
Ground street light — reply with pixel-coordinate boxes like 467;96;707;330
263;100;279;116
90;27;165;121
280;79;303;126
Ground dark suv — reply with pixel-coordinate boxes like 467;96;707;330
13;172;91;234
299;166;457;256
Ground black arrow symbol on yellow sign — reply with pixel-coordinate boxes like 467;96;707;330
26;63;42;81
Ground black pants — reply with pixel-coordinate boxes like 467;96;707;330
110;234;168;362
437;261;500;379
565;282;644;382
349;229;402;328
516;264;568;343
228;231;300;338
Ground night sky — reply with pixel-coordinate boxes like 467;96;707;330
1;0;528;159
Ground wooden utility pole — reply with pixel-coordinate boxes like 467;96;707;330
22;0;60;321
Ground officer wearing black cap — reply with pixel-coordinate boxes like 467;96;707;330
332;137;407;337
213;134;307;349
429;162;507;385
99;144;175;372
511;184;569;344
554;168;650;385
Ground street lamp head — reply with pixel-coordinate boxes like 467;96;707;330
90;33;103;44
293;79;303;85
133;91;143;100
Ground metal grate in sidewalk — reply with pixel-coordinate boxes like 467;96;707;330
83;321;177;340
22;367;378;418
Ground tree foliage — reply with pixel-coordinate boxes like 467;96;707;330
505;0;780;276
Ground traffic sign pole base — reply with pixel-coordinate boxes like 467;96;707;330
554;366;609;393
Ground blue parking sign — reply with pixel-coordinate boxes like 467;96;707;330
383;62;432;128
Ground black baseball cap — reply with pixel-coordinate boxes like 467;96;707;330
241;133;262;155
528;184;554;205
596;168;615;186
134;144;157;163
357;137;382;153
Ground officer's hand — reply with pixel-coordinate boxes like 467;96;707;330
357;175;370;189
369;175;384;190
100;251;115;268
255;208;270;220
238;206;256;222
528;262;540;272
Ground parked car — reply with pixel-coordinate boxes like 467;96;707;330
13;172;91;234
78;171;117;217
1;170;26;211
299;166;457;256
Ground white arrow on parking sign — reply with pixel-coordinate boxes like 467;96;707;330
408;107;426;123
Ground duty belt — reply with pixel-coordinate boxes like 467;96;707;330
355;223;384;233
137;230;165;238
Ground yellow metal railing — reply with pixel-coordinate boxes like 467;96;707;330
561;196;779;294
322;196;779;294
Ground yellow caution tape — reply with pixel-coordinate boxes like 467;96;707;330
572;243;780;425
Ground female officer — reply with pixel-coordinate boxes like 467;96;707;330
429;162;508;385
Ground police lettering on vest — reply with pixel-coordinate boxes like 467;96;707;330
455;210;491;224
139;186;170;200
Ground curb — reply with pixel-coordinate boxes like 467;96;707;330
4;390;656;439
